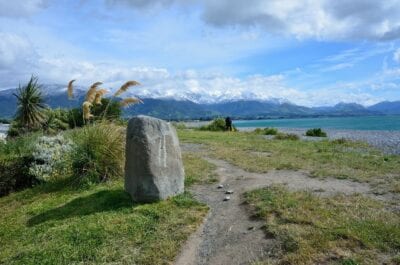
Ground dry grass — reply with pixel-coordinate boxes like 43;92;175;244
82;101;93;120
178;130;400;187
85;81;103;103
245;185;400;264
67;79;75;99
120;97;143;107
115;80;141;97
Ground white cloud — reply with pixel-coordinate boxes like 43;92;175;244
0;0;49;17
394;48;400;63
108;0;400;41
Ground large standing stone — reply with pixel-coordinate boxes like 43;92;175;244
125;115;185;202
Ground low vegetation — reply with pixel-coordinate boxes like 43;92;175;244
183;153;217;186
198;118;236;132
305;128;327;137
0;180;208;265
1;77;212;264
178;130;400;185
274;132;300;140
253;127;278;135
245;185;400;264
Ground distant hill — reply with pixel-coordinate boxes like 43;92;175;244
1;86;399;120
312;102;380;116
368;101;400;115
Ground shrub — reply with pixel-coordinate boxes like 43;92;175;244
0;156;38;197
42;108;70;134
254;127;278;135
305;128;327;137
68;123;125;184
0;133;40;196
29;135;74;182
274;133;299;141
264;127;278;135
199;118;237;132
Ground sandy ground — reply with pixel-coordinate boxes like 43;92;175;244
175;143;399;265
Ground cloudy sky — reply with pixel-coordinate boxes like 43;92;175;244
1;0;400;106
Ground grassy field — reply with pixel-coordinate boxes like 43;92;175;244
183;153;217;186
179;129;400;264
0;180;208;265
178;130;400;193
246;186;400;265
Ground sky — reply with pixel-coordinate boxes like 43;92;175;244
1;0;400;106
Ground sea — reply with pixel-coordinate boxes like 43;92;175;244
234;115;400;131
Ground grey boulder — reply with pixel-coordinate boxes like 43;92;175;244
125;115;185;202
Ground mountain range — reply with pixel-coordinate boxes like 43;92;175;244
0;85;399;120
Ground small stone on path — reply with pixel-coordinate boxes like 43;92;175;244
217;184;224;189
225;190;234;194
223;196;231;201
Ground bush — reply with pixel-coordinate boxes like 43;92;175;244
68;122;125;184
254;127;278;135
274;133;299;141
305;128;327;137
0;133;41;196
199;118;237;132
0;156;38;197
29;135;74;182
264;128;278;135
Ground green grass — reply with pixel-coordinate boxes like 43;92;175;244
245;185;400;264
183;153;217;186
0;180;208;265
177;130;400;187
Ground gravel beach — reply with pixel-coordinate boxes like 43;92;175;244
240;127;400;155
0;124;8;141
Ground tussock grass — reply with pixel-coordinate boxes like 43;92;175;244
183;153;217;186
0;180;208;265
67;122;125;184
178;130;400;186
245;186;400;264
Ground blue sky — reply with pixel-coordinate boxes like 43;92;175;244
1;0;400;106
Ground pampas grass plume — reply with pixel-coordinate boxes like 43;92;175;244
68;79;76;99
82;101;93;120
94;89;108;105
115;80;140;97
120;97;143;107
86;81;103;103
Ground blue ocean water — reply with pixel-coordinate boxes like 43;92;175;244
234;116;400;131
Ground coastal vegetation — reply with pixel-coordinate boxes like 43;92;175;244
1;76;399;264
305;128;327;137
245;186;400;264
253;127;278;135
0;77;209;264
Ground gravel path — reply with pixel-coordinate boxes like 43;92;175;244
175;143;399;265
240;127;400;155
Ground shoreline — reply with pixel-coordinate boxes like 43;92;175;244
239;127;400;155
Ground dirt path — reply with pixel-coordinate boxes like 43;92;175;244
175;145;397;265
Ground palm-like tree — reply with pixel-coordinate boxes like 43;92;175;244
13;76;46;130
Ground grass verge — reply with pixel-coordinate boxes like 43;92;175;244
178;130;400;187
183;153;217;186
245;185;400;265
0;180;208;265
